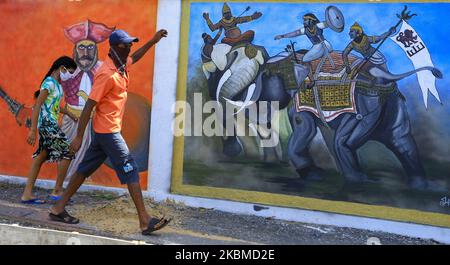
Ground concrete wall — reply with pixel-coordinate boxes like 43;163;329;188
148;0;450;244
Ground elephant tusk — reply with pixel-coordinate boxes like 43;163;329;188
211;44;232;71
223;83;256;114
255;50;265;65
202;61;217;79
216;69;232;105
202;65;210;80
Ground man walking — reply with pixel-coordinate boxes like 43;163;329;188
50;28;170;235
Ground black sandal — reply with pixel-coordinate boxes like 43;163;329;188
49;210;80;224
142;216;172;235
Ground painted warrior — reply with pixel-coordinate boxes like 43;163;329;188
343;22;396;74
275;13;333;87
201;29;223;63
203;3;262;46
61;20;115;177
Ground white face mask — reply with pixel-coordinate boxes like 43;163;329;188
60;68;74;81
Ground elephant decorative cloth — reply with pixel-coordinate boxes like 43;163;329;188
295;73;357;122
293;51;399;122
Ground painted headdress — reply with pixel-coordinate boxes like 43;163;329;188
64;20;115;44
222;3;231;15
303;13;319;23
350;22;363;34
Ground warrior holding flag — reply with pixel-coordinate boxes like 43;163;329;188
342;22;396;74
343;6;442;107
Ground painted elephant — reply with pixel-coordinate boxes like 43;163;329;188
202;43;442;189
201;43;291;158
281;50;443;189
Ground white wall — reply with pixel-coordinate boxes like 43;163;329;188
147;0;450;244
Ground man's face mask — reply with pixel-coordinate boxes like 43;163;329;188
110;43;132;73
113;43;132;59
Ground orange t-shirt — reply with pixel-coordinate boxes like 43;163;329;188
89;56;133;133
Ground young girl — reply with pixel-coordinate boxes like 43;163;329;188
21;56;78;204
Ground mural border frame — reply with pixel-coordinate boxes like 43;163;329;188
171;0;450;228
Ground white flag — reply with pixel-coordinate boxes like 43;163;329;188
390;21;441;108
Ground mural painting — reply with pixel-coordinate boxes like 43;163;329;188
0;0;157;189
173;1;450;227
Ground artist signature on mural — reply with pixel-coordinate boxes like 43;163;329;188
439;196;450;207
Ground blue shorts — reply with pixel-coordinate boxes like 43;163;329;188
76;132;139;184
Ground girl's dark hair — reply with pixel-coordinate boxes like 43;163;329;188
41;56;77;85
34;90;40;99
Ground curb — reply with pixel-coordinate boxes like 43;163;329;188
0;223;149;245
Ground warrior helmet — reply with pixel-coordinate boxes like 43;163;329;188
222;3;231;16
350;22;363;35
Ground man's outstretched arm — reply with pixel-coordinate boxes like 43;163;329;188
274;28;305;40
236;11;262;24
371;27;397;43
131;29;168;64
